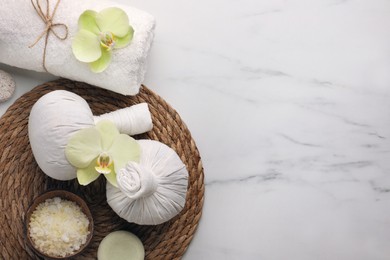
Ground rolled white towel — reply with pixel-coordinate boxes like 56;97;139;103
0;0;155;95
94;103;153;136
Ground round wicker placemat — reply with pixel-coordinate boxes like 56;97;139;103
0;79;204;260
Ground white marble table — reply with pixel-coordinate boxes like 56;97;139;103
1;0;390;259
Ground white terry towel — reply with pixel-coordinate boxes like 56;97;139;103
0;0;155;95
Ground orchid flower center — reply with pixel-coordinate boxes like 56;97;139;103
99;31;116;50
95;152;113;174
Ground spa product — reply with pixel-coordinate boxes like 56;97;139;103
0;0;155;95
28;197;90;258
107;140;188;225
0;70;15;102
28;90;152;181
97;231;144;260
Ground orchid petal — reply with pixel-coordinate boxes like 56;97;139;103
114;26;134;49
78;10;100;35
104;167;118;187
89;48;112;73
72;29;101;63
96;7;130;37
95;120;119;150
65;127;102;168
109;135;140;174
77;159;101;185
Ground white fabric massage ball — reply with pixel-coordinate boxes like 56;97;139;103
28;90;95;180
106;140;189;225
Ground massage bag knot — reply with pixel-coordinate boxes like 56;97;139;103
107;140;189;225
28;90;152;181
0;1;155;95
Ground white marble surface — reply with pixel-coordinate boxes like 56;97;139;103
1;0;390;259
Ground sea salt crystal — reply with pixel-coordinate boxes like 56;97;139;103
29;197;90;257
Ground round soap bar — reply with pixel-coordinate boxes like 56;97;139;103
98;231;144;260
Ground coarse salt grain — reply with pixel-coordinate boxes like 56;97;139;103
28;197;90;257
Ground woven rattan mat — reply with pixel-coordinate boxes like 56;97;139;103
0;79;204;259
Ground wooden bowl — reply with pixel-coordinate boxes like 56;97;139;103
25;190;94;259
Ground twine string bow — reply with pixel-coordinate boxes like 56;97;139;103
29;0;68;72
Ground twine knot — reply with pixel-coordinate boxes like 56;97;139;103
29;0;68;72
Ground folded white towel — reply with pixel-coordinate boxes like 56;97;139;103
0;0;155;95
